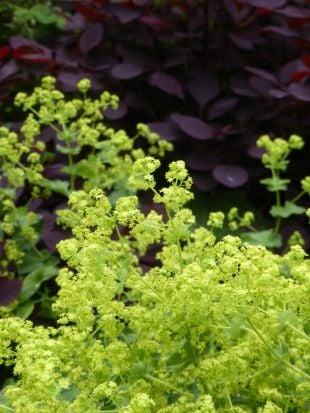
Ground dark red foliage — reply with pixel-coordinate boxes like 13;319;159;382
0;277;22;306
0;0;309;190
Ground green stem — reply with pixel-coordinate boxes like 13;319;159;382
66;142;75;191
273;171;281;234
0;404;14;412
151;187;184;273
291;190;305;204
146;374;179;392
245;318;310;379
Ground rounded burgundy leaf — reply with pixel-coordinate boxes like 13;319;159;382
79;23;104;55
245;0;287;8
188;72;219;109
111;62;144;80
140;14;170;30
287;83;310;102
247;146;265;159
0;60;18;83
104;101;128;120
260;26;297;38
274;6;310;18
249;76;273;97
186;151;219;171
208;98;239;120
268;88;288;98
170;113;213;140
44;164;68;180
148;121;181;142
106;5;140;24
279;59;309;85
0;46;10;59
230;34;254;50
149;72;183;99
212;164;248;187
0;277;22;306
245;66;278;84
230;76;259;97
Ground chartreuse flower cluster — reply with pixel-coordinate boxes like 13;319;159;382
213;134;309;249
0;77;172;282
14;76;172;194
0;158;309;412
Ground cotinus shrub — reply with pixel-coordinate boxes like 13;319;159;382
0;0;309;192
0;159;309;412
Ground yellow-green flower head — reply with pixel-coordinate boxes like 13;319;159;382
301;176;310;194
41;75;56;90
288;134;304;150
77;78;91;93
207;211;225;229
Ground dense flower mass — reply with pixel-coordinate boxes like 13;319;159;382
0;159;309;412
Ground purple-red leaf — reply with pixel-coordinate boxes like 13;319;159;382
188;72;219;109
230;34;254;50
104;101;128;120
247;146;265;159
0;46;10;59
245;66;278;84
260;25;297;37
140;14;170;30
79;23;104;54
274;6;310;18
0;60;18;82
186;151;219;171
149;72;183;99
278;59;308;85
148;121;181;141
249;76;273;97
105;4;140;24
230;76;259;97
286;83;310;102
170;113;213;140
269;88;288;98
10;36;52;63
212;164;248;187
111;62;144;80
244;0;287;8
208;98;239;120
0;277;22;306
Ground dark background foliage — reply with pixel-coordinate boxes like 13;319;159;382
0;0;309;192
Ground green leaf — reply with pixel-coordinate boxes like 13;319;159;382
14;300;35;319
56;144;80;156
270;201;305;218
260;177;290;192
59;386;78;402
0;391;13;412
18;249;59;275
241;229;282;248
19;266;58;302
42;179;70;196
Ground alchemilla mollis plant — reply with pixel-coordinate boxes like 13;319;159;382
225;134;310;249
0;158;309;412
0;77;172;318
